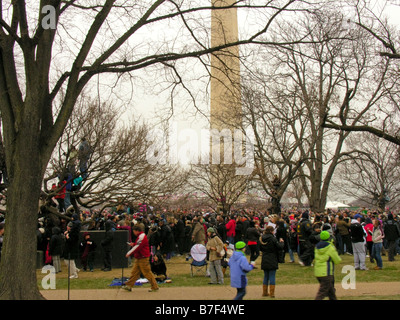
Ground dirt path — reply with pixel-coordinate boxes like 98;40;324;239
41;281;400;300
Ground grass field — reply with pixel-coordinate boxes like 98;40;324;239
37;252;400;292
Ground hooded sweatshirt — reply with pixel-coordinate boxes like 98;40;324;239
228;250;254;288
314;240;342;277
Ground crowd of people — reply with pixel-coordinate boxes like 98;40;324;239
31;200;400;299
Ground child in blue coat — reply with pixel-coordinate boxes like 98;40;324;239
228;241;255;300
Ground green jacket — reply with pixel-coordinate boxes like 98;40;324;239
314;240;342;277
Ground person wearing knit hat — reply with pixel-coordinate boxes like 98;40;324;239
314;230;342;300
228;241;255;300
235;241;246;250
206;227;225;285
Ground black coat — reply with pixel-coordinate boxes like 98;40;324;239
63;225;80;259
49;227;64;256
384;219;400;241
245;227;260;243
259;233;284;271
101;220;115;251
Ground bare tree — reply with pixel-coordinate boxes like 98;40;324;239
238;80;308;214
322;1;400;146
243;8;390;212
188;162;252;215
0;0;311;299
44;97;188;214
332;133;400;211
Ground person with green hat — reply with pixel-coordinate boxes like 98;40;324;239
206;227;225;284
314;230;342;300
228;241;255;300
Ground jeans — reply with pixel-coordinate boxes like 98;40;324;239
263;269;276;285
288;248;295;262
372;242;383;268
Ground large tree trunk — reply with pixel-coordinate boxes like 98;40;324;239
0;116;45;300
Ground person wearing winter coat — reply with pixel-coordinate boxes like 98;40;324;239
228;241;255;300
123;225;159;292
259;226;284;298
63;221;81;279
158;220;174;260
101;217;115;271
350;216;367;270
206;227;225;285
371;218;385;270
245;221;261;264
150;251;168;282
49;226;64;273
80;232;97;272
225;215;236;244
191;217;206;245
364;218;374;262
314;231;342;300
297;211;314;266
383;213;400;261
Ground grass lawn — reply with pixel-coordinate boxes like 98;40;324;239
37;252;400;291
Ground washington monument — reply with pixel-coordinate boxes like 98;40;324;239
210;0;242;165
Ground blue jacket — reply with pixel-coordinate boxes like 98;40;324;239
228;250;254;288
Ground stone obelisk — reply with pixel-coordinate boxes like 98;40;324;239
210;0;243;214
210;0;241;133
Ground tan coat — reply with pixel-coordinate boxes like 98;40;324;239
192;222;206;245
206;234;224;261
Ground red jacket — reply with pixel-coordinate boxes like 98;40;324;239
226;219;236;237
53;181;66;199
126;232;150;259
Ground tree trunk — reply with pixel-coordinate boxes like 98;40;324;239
0;121;45;300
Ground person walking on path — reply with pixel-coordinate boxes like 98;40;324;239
206;227;225;285
259;226;284;298
228;241;255;300
314;231;342;300
123;225;159;292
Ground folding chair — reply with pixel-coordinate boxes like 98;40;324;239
191;259;208;277
189;244;208;277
